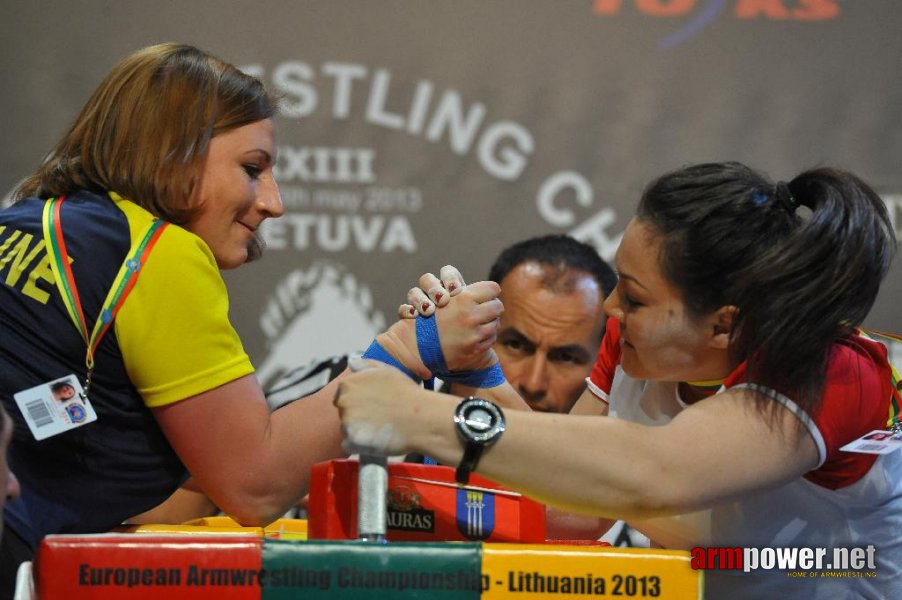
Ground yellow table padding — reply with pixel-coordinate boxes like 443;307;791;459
121;517;308;540
481;543;702;599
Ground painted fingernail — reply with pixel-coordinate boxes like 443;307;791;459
422;302;431;311
447;284;457;293
434;292;444;303
408;307;416;316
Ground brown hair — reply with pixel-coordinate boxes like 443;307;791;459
14;43;277;224
637;162;894;421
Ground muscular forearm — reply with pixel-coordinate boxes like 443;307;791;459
155;374;346;527
449;380;531;411
401;399;673;520
228;382;346;525
400;389;818;522
337;369;820;526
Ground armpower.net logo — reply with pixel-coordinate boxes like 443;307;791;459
691;545;878;578
592;0;841;49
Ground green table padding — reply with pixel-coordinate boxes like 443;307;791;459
261;540;483;599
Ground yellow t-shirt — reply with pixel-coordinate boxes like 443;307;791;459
110;193;254;407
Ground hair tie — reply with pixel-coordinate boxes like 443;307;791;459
774;181;799;214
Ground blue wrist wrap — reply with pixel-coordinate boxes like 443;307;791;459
361;339;422;383
441;363;506;388
415;315;448;374
415;315;506;388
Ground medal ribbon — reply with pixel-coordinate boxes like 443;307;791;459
41;196;168;371
683;328;902;426
684;377;724;399
858;328;902;430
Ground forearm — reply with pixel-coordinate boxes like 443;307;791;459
337;372;819;526
229;383;345;524
449;380;531;411
335;376;663;520
403;391;818;521
474;412;677;519
155;374;346;526
403;403;672;520
545;506;616;541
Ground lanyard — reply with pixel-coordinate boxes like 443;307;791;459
684;329;902;430
858;328;902;432
684;378;724;399
41;195;168;394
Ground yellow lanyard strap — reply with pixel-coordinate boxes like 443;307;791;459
858;328;902;429
41;196;168;371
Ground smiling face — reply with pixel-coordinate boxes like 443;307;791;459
603;218;732;383
186;119;283;269
494;262;606;413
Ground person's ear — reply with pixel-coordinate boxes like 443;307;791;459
710;305;737;349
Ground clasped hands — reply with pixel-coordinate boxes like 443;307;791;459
335;265;502;456
373;265;502;379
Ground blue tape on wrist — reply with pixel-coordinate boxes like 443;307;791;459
415;315;505;387
441;363;506;388
415;315;447;374
362;340;422;383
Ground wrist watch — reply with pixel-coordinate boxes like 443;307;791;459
453;396;506;485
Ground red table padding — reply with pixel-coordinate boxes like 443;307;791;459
307;460;546;543
35;533;263;599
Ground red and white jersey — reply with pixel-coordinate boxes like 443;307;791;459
587;318;902;599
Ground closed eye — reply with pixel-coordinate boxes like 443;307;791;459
243;164;263;180
625;295;643;308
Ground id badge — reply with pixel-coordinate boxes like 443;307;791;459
840;429;902;455
13;375;98;441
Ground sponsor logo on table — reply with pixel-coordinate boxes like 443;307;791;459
456;489;496;540
386;485;435;533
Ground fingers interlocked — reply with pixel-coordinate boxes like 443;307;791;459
399;265;466;318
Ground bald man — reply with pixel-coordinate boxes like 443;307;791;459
487;235;616;413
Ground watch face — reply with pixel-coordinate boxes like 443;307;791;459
465;407;493;432
456;398;505;444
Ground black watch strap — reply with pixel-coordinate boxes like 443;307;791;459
455;442;484;485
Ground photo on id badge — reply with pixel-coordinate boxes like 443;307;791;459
13;375;98;441
841;429;902;455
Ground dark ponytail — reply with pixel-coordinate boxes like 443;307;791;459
637;162;895;418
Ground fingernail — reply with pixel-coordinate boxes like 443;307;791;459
421;302;431;311
447;284;457;293
434;292;443;303
408;307;416;316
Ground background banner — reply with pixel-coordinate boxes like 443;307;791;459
2;0;900;384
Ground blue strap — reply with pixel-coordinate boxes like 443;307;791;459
415;315;447;374
415;315;506;388
441;363;506;388
361;340;422;383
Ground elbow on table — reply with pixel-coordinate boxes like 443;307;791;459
221;501;285;528
213;488;294;528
